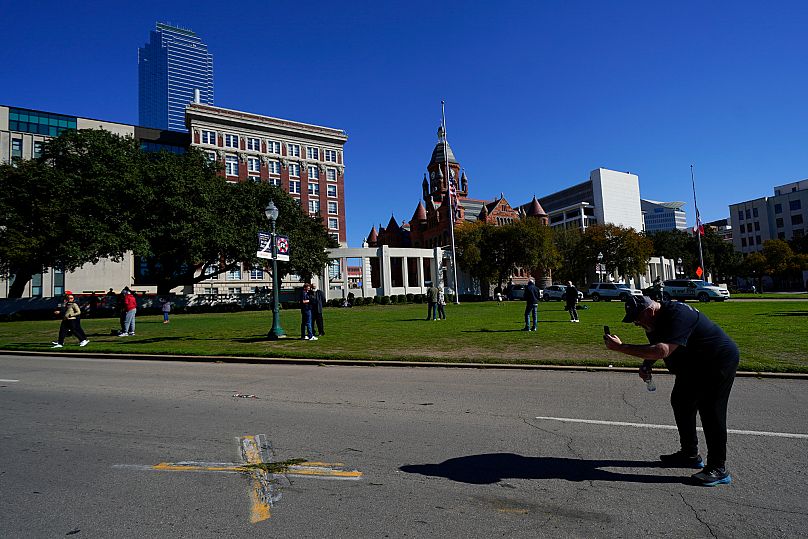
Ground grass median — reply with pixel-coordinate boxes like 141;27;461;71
1;300;806;373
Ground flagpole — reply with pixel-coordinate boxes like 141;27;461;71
443;100;460;304
691;164;705;278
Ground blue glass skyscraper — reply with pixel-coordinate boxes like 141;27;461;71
138;23;214;132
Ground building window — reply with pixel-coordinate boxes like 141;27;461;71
329;232;339;242
324;149;338;162
776;217;784;228
224;134;239;148
31;273;43;298
326;168;337;181
737;210;744;221
267;140;280;154
741;237;747;247
754;221;760;231
308;182;320;196
249;267;264;279
33;141;43;159
289;180;301;194
227;267;242;280
328;201;338;215
268;160;280;175
11;139;22;158
287;143;300;157
228;287;242;295
247;137;261;151
203;287;219;295
745;209;751;219
328;217;339;230
9;107;76;136
308;200;320;214
201;130;216;144
327;184;337;197
289;163;300;177
269;177;281;187
206;151;217;162
225;155;239;176
792;214;804;225
740;224;745;233
790;199;802;211
307;165;319;180
249;176;261;183
306;147;319;160
247;157;261;173
753;207;759;218
778;232;786;239
756;235;762;245
774;203;782;214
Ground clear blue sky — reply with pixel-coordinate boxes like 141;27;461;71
4;0;808;247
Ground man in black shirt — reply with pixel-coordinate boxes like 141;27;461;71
604;296;739;486
523;278;541;331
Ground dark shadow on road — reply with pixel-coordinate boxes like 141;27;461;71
400;453;689;485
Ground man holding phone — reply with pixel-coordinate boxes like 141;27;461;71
603;296;739;487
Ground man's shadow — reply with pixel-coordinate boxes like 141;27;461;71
400;453;689;485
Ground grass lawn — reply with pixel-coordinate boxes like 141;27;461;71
1;300;807;373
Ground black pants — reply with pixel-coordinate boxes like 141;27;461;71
670;359;738;469
567;303;578;320
313;311;324;335
58;318;86;344
427;302;435;320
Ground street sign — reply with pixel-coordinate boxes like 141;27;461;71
696;266;703;278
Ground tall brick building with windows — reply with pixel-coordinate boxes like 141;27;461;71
186;103;349;245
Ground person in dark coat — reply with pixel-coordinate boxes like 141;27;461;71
299;284;317;341
565;281;580;322
522;278;541;331
310;283;326;336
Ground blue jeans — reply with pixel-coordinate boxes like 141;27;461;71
124;309;136;334
524;304;538;330
301;310;313;338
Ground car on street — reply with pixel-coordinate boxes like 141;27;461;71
586;282;643;302
542;284;584;302
507;284;542;300
662;279;730;302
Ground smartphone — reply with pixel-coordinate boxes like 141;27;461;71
603;325;610;335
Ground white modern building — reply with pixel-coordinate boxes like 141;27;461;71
533;168;644;232
729;179;808;253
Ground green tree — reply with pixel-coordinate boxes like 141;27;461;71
455;221;498;295
134;149;336;294
580;224;653;282
0;130;145;298
551;227;586;284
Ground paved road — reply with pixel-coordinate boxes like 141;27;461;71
1;354;806;538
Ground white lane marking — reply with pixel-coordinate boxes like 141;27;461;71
0;379;19;383
534;416;808;440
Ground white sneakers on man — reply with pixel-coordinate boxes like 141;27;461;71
79;340;90;347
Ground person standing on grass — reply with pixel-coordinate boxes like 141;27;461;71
426;284;439;320
299;283;317;341
565;281;580;323
310;283;326;336
437;286;447;320
604;295;739;487
51;291;89;348
160;297;172;324
522;278;540;331
119;289;137;336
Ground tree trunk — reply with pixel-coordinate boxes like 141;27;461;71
7;268;34;298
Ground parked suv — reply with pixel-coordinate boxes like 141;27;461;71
662;279;730;302
542;284;584;302
587;282;643;302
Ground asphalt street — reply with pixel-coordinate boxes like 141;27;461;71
1;354;806;538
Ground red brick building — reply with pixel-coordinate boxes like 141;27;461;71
368;125;548;248
186;103;349;245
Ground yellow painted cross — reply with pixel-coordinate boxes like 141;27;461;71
114;434;362;524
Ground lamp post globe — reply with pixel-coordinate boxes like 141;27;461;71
265;200;285;339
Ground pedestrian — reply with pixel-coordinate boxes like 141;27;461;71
311;283;326;336
426;283;439;320
160;297;172;324
299;283;317;341
51;291;89;348
88;293;100;318
604;295;739;486
115;288;127;334
565;281;580;323
119;288;137;336
522;278;540;331
437;286;447;320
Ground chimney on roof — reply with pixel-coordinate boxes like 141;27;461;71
193;89;201;104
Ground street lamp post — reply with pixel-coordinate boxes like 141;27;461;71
265;201;286;340
677;258;683;278
597;252;603;282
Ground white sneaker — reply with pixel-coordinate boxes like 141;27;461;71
309;336;318;341
51;341;60;345
79;340;90;347
575;319;580;323
51;343;63;348
118;333;128;337
128;332;135;336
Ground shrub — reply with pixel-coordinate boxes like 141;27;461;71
389;295;398;304
406;293;414;303
397;294;407;304
380;295;390;305
414;294;425;304
373;295;382;304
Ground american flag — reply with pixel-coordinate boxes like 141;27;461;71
448;178;458;213
693;208;704;236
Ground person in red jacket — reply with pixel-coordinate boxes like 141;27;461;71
119;288;138;336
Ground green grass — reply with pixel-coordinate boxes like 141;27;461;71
2;300;807;373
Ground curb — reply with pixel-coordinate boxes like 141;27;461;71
1;349;807;379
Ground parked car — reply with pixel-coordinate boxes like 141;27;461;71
662;279;730;302
507;284;542;300
586;282;643;302
542;284;584;302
